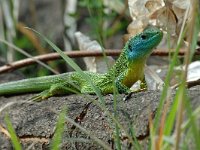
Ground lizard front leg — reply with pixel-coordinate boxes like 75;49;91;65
115;71;131;94
140;76;147;91
123;76;147;101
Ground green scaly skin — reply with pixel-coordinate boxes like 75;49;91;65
0;26;163;100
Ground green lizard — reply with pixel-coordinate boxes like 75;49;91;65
0;26;163;100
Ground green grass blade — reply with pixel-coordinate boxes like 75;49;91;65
153;28;186;131
26;28;116;149
184;95;200;149
26;28;105;105
0;39;58;74
164;89;179;135
114;122;121;150
181;106;200;130
65;116;112;150
27;28;135;146
113;89;121;150
129;124;141;150
182;8;200;149
4;114;22;150
51;106;67;150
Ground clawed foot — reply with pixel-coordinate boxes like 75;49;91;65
123;88;147;101
29;90;51;102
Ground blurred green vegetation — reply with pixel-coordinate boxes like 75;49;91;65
78;0;129;45
0;0;129;77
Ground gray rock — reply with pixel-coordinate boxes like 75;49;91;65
0;72;199;149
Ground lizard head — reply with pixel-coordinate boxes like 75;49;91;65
125;26;163;61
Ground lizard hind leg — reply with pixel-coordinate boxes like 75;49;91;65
30;82;81;102
29;90;51;102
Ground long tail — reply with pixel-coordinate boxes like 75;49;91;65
0;73;69;95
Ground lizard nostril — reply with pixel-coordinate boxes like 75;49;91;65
128;44;133;51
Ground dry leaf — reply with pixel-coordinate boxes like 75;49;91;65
129;0;149;19
157;7;177;35
127;0;195;43
126;0;163;39
145;0;163;12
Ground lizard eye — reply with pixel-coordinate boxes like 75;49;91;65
141;34;147;40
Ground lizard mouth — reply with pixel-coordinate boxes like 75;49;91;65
153;31;163;38
151;31;163;44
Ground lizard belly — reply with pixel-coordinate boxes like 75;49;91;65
122;68;144;88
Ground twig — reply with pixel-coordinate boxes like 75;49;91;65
0;49;200;74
